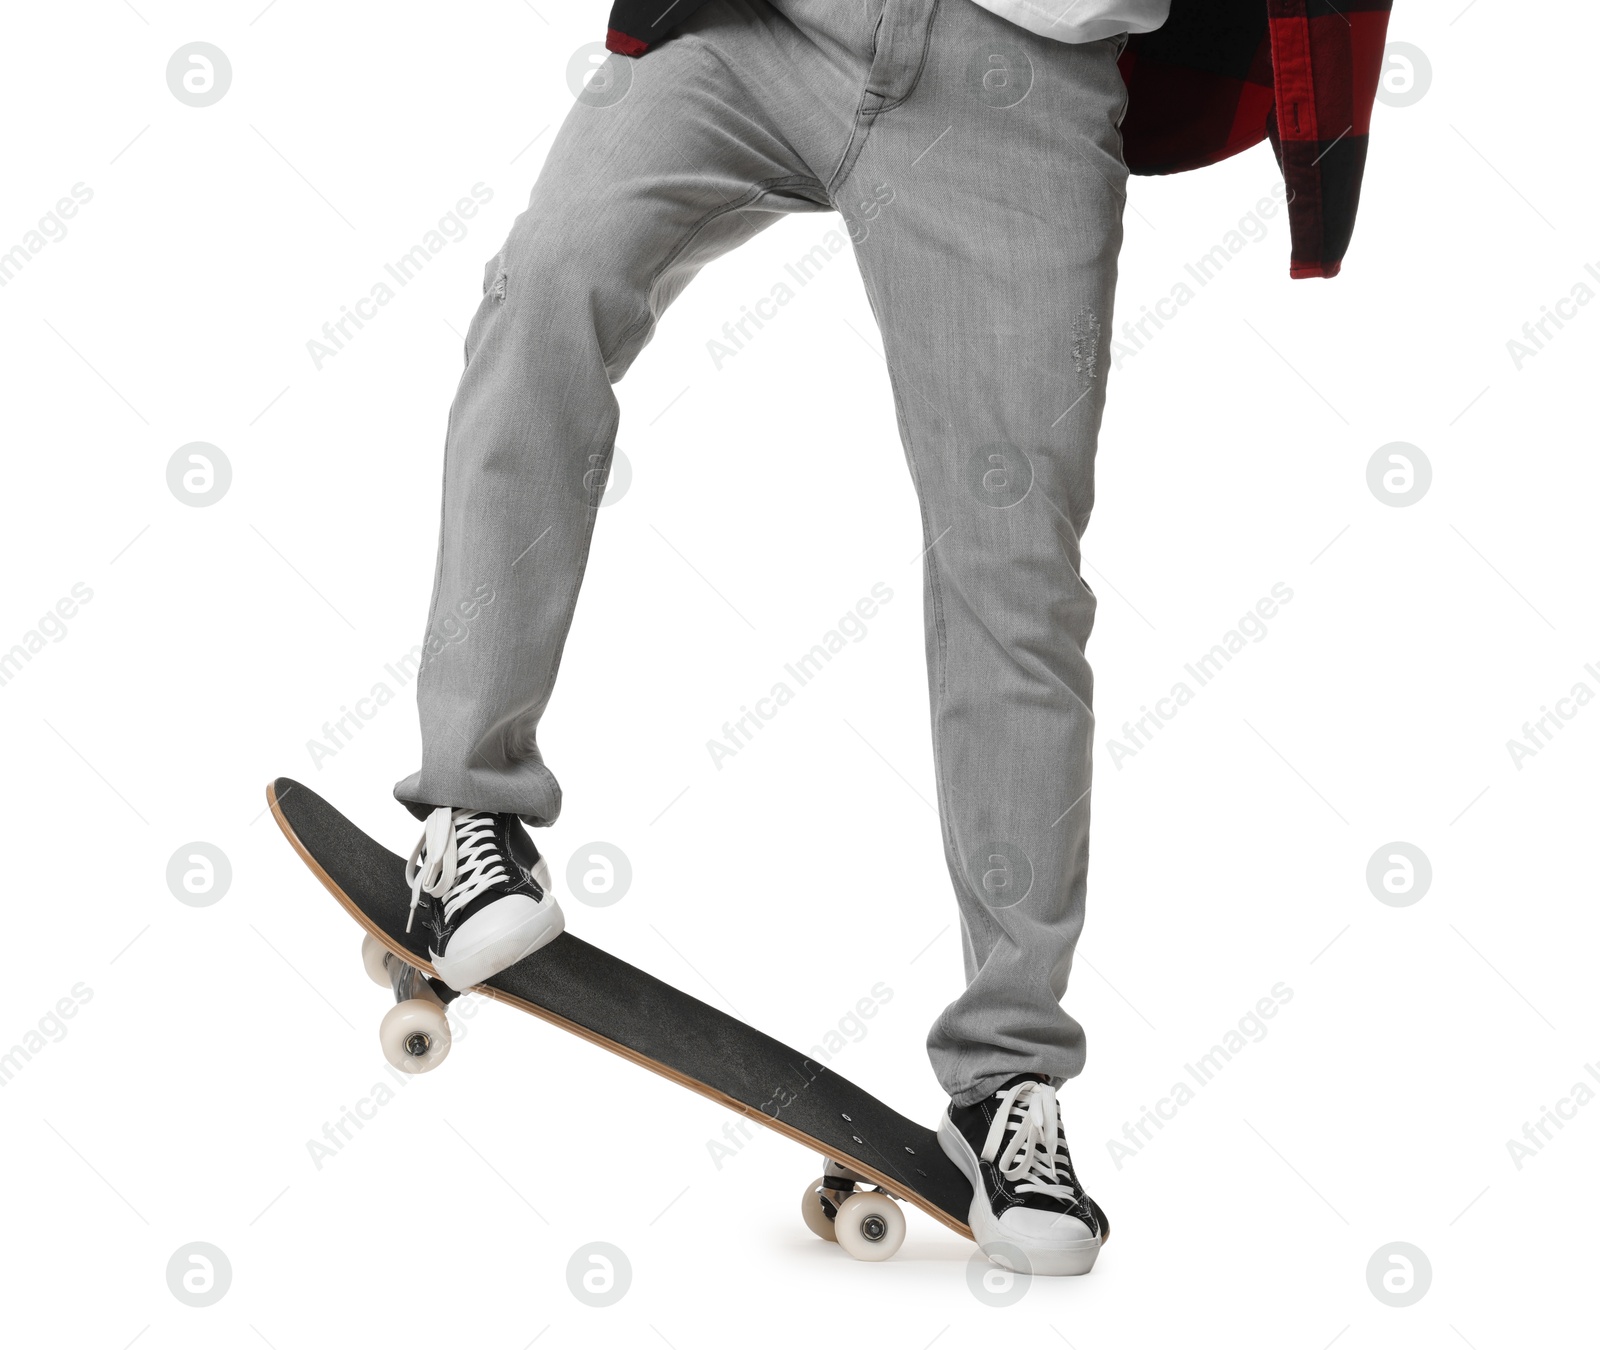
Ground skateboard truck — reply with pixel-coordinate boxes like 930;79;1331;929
361;934;454;1074
800;1158;909;1261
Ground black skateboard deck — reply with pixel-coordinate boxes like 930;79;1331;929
267;777;976;1241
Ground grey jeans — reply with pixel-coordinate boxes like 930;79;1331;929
396;0;1129;1106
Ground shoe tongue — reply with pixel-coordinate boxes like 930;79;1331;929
997;1083;1080;1212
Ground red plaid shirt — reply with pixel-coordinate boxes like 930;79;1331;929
606;0;1393;279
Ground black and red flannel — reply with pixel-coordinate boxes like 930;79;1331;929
604;0;1393;280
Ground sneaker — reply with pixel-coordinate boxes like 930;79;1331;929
937;1073;1107;1276
404;806;564;990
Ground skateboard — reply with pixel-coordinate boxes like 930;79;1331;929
268;776;987;1262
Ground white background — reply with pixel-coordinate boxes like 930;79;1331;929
2;1;1595;1345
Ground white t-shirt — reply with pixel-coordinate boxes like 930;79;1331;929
969;0;1170;44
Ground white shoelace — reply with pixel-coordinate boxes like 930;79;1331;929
982;1078;1079;1203
404;806;511;932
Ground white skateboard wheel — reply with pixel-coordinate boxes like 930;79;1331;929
833;1191;905;1262
361;933;392;987
379;998;451;1074
801;1178;841;1242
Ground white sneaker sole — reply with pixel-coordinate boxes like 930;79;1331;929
937;1113;1102;1276
431;897;565;991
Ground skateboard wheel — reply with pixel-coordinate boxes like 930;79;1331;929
833;1191;905;1263
800;1178;842;1242
379;998;451;1074
361;933;392;987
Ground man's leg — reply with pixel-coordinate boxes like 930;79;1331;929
843;2;1130;1106
395;3;857;824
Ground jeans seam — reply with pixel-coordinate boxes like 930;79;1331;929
826;91;881;201
882;359;1001;1000
599;174;829;368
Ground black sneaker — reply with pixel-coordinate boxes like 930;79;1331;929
404;806;564;990
937;1073;1107;1275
